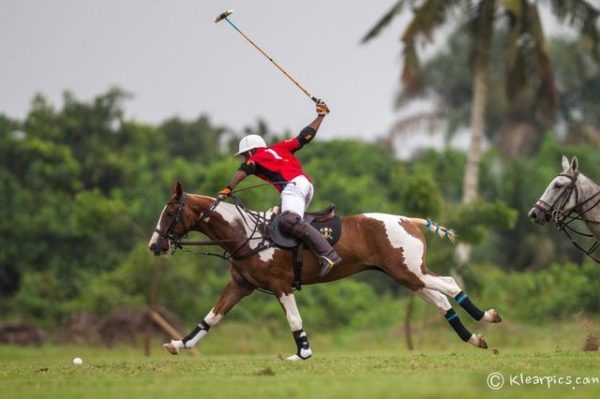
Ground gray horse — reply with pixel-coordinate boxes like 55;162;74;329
529;156;600;259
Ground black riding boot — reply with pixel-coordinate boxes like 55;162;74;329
303;225;342;277
279;211;342;277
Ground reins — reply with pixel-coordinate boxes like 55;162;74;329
555;191;600;263
169;181;292;261
171;194;272;261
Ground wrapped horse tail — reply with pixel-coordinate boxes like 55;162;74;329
408;218;456;242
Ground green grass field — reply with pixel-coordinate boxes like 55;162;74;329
1;321;599;399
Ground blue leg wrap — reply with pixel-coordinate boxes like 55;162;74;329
445;309;472;342
454;291;484;321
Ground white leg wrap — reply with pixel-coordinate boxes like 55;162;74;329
184;329;208;348
181;308;222;349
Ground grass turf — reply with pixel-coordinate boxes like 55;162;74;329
1;321;599;399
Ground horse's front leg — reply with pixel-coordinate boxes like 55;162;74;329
277;292;312;361
163;277;254;355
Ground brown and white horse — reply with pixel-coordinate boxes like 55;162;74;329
148;182;501;360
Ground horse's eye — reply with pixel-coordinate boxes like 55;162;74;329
554;182;562;189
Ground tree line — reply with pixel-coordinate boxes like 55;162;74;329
1;88;598;327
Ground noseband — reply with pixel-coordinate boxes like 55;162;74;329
532;171;579;223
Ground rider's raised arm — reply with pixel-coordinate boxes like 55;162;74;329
297;100;330;148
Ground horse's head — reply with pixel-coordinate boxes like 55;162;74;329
148;181;195;256
529;156;579;225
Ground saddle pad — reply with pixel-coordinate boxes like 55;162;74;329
268;215;342;250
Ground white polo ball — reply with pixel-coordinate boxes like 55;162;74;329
73;357;83;365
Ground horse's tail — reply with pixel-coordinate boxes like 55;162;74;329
408;218;456;242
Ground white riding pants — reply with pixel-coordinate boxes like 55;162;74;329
281;175;314;218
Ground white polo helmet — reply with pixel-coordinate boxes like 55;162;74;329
235;134;266;156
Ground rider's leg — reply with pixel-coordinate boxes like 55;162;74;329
279;176;341;277
279;211;342;277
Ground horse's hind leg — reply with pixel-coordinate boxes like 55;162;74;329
163;278;254;355
419;274;502;323
417;288;487;349
277;293;312;361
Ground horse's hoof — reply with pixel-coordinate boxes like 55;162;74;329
483;309;502;323
163;342;179;355
468;333;488;349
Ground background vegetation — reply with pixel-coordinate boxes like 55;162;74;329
1;85;598;332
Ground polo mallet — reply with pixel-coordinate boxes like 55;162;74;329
214;10;323;105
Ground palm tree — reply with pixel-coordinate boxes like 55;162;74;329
362;0;599;202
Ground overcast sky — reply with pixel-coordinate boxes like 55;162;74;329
1;0;577;152
1;0;414;140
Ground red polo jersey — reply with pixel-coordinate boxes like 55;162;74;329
239;138;312;192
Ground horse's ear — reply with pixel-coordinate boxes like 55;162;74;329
561;155;570;171
571;156;579;172
172;181;184;199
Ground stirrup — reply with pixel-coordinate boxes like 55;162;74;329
318;256;336;277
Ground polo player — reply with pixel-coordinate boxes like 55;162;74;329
218;100;342;277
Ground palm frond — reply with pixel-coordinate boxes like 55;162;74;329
400;0;462;90
389;110;448;139
503;0;523;71
361;0;410;43
528;3;560;121
548;0;600;59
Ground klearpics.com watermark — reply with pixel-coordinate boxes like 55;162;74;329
487;372;600;390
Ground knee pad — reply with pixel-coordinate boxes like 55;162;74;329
279;211;308;237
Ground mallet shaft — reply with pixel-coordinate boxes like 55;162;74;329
217;13;319;104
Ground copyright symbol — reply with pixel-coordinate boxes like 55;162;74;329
487;372;505;390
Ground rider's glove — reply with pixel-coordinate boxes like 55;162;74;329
316;99;330;116
218;186;232;200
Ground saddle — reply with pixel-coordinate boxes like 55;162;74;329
266;204;342;290
268;204;342;249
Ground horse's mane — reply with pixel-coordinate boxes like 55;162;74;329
188;193;267;220
578;171;600;191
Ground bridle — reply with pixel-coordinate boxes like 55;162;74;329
155;192;273;261
154;194;187;242
532;171;580;224
533;171;600;263
154;193;221;244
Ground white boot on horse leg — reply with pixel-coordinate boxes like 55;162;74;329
163;309;223;355
278;293;312;361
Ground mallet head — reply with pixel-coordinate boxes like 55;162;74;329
214;10;234;23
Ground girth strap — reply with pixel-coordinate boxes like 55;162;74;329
292;243;304;291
